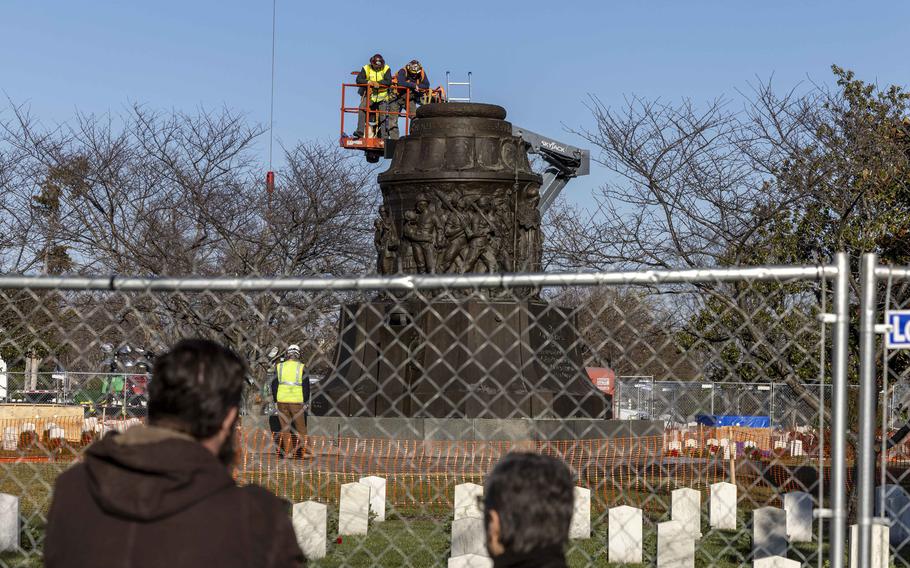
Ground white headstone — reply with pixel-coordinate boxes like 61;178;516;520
753;556;800;568
609;505;643;564
849;523;890;568
451;517;487;557
710;482;737;530
875;484;910;549
20;423;35;433
569;487;591;539
773;440;787;450
338;482;370;535
753;507;787;559
359;476;387;522
454;483;483;520
448;554;494;568
2;428;17;451
784;491;813;543
657;520;694;568
685;439;698;449
668;441;682;451
671;488;702;539
0;494;19;551
48;427;65;440
293;501;326;560
789;440;804;456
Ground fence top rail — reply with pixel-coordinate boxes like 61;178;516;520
875;265;910;279
0;264;838;292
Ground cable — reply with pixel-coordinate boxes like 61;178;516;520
268;0;277;170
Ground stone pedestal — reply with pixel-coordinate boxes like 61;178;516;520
314;300;609;419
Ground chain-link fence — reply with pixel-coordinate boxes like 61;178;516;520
615;378;857;429
0;261;851;567
856;255;910;568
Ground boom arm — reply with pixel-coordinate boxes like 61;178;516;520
512;126;590;214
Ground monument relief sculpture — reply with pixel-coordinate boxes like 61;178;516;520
312;103;608;419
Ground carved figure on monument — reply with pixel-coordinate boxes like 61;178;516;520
462;196;498;273
491;197;514;273
373;206;399;274
439;195;472;272
409;194;440;273
516;186;543;272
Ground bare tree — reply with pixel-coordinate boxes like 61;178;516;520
0;104;379;376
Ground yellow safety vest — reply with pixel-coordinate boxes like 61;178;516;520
276;360;305;403
362;64;391;102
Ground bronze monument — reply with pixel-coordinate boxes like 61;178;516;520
311;103;609;419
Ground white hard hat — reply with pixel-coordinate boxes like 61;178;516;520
287;344;300;353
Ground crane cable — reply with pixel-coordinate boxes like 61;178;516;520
266;0;277;195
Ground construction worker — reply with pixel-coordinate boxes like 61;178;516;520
275;344;310;458
389;59;430;140
353;53;393;139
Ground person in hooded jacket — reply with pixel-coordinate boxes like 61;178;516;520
44;338;306;568
484;453;573;568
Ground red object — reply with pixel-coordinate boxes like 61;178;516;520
265;171;275;194
586;367;615;395
336;537;343;544
338;79;412;153
127;374;148;396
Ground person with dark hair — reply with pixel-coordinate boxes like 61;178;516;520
44;339;306;568
353;53;393;139
483;453;573;568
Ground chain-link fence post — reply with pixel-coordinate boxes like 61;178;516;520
857;253;879;567
830;252;850;568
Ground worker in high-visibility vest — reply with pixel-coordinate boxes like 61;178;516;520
388;60;430;140
353;53;393;140
275;344;310;459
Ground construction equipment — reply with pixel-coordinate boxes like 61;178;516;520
340;74;590;211
445;71;472;102
339;73;446;163
512;125;591;214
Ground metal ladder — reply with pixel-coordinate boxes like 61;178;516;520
445;71;472;102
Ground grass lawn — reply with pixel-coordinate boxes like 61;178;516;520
309;506;829;567
0;462;840;567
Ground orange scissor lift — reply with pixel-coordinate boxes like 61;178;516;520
340;72;446;162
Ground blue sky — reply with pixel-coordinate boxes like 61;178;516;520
2;1;909;208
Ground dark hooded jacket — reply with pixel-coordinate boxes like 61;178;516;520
44;426;305;568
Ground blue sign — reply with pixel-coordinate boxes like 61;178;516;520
886;311;910;349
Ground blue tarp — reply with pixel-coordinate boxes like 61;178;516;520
695;415;771;427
